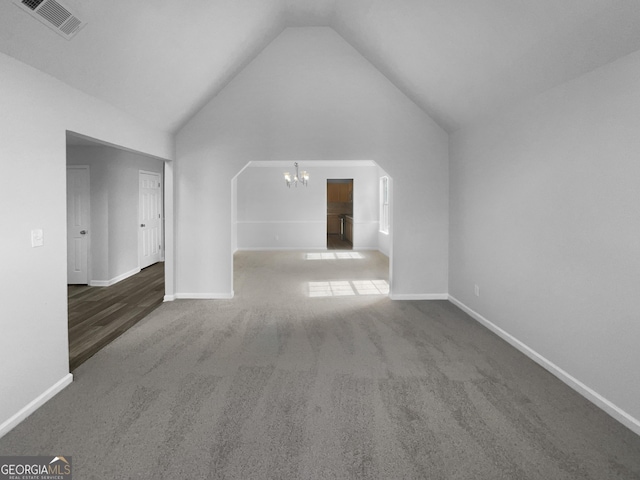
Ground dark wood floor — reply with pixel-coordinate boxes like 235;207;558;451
327;234;352;250
67;262;165;371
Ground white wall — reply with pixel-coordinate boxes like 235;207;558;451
236;163;380;250
449;48;640;432
0;51;173;436
67;146;164;283
176;27;448;298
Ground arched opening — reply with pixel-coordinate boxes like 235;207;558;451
230;160;393;300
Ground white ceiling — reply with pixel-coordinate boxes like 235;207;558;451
2;0;640;134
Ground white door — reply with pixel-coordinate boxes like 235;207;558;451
67;166;90;284
139;171;162;269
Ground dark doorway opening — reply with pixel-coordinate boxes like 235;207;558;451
327;179;353;250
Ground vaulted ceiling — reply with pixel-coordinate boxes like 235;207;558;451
2;0;640;134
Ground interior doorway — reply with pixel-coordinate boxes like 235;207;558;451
66;132;167;369
231;160;391;296
327;178;353;250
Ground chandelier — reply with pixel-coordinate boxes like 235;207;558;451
284;162;309;188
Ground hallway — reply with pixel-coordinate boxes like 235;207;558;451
67;262;164;370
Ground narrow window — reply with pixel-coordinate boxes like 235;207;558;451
380;176;389;234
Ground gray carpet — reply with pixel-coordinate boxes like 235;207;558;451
1;251;639;479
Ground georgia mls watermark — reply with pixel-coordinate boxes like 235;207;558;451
0;456;72;480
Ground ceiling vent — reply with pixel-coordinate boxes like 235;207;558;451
13;0;86;40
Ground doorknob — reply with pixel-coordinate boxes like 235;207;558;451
80;230;87;235
140;224;146;227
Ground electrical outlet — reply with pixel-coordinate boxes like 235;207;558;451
474;284;480;297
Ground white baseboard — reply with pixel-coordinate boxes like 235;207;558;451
237;247;326;251
163;295;175;302
174;292;234;300
236;247;380;252
0;374;73;439
448;295;640;437
390;293;449;300
89;267;140;287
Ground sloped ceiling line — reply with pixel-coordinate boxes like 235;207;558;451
2;0;640;134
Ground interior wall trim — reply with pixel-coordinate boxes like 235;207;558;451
448;295;640;437
0;374;73;439
174;292;234;300
89;267;141;287
390;293;448;300
235;247;382;252
237;247;327;251
163;294;176;302
236;220;325;224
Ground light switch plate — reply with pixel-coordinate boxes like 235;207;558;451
31;229;44;247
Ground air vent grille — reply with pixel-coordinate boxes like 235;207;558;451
37;0;71;27
60;15;81;35
22;0;45;10
13;0;86;40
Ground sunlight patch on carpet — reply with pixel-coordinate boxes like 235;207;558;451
308;279;389;297
305;252;364;260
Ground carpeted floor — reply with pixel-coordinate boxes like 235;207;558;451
1;251;639;479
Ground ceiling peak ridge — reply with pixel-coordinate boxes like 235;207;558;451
282;0;338;28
